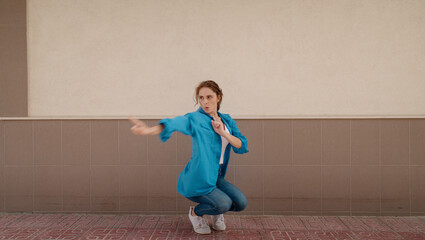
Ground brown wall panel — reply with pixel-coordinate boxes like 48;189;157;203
0;118;423;216
63;165;90;212
0;0;27;117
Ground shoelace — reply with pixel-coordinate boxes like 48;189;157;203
197;217;209;228
214;214;224;224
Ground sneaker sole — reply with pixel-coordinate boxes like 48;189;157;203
211;224;226;231
194;229;212;234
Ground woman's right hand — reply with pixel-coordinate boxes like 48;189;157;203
129;116;151;135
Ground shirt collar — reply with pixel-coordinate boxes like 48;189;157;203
197;106;222;119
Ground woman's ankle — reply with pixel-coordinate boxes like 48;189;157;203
191;208;197;216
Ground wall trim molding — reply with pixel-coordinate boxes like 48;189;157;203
1;116;425;120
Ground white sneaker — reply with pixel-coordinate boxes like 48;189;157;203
211;214;226;231
188;206;211;234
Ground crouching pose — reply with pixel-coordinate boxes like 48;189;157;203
129;80;249;234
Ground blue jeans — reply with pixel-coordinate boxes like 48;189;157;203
186;165;248;216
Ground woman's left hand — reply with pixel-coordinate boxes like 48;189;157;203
211;112;225;136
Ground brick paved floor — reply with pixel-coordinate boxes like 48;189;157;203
0;214;424;239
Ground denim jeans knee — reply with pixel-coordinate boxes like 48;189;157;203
216;174;248;212
187;188;233;216
215;196;232;214
232;195;248;212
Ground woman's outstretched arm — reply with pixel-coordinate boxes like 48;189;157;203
129;116;164;135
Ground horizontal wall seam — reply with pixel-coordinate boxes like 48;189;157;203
2;116;425;120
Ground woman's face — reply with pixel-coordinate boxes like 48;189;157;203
198;87;221;115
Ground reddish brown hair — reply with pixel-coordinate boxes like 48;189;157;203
194;80;223;111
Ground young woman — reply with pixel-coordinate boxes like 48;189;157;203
129;80;249;234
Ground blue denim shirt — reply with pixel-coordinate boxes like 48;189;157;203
158;107;249;197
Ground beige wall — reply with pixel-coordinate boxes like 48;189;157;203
27;0;425;118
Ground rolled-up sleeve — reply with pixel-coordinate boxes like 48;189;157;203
158;114;192;143
229;117;249;154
